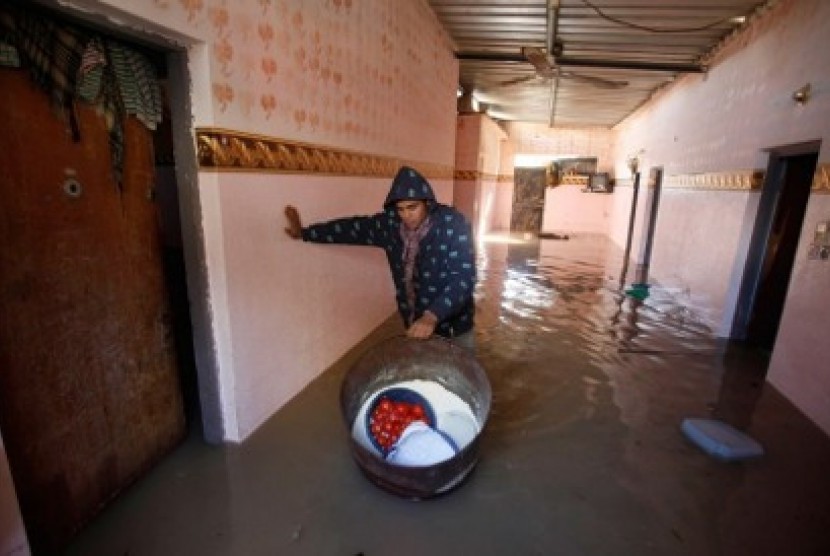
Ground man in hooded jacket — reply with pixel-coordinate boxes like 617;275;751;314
284;166;476;348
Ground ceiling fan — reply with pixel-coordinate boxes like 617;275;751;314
498;46;629;90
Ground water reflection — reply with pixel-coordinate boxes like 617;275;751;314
480;235;725;355
474;233;779;554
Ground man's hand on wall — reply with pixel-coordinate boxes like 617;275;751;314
284;205;303;239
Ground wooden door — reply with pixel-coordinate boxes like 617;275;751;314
510;167;547;233
0;68;185;552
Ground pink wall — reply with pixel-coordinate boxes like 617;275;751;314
542;186;613;235
612;0;830;435
476;178;508;235
476;116;509;237
768;197;830;434
454;114;509;238
217;174;452;437
454;179;477;234
648;189;758;330
454;115;482;227
608;176;639;256
493;140;516;232
99;0;457;162
503;123;615;173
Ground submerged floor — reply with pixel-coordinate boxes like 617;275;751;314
66;234;830;555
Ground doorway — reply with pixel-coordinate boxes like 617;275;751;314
511;167;547;233
0;2;199;551
732;144;819;351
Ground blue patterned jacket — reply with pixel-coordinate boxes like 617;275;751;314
301;166;476;338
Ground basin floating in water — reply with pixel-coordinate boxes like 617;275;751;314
340;336;491;499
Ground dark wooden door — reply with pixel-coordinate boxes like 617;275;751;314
0;68;185;552
511;167;547;233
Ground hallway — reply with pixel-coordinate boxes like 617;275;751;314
65;234;830;555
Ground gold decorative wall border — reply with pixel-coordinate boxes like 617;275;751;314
487;165;830;192
664;166;830;193
454;170;499;182
664;170;764;190
196;128;454;181
560;175;590;186
815;163;830;193
484;172;588;187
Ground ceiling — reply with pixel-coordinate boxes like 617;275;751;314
427;0;771;128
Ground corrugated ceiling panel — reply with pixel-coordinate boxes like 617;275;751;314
428;0;770;127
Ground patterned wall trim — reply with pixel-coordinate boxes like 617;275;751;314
454;170;478;181
453;170;500;182
196;128;454;180
560;175;590;186
496;174;588;187
664;166;830;192
458;172;593;185
663;170;765;190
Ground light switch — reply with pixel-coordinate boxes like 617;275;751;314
808;221;830;261
814;221;829;246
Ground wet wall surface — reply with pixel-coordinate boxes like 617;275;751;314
66;234;830;555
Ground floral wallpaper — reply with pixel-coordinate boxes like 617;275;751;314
135;0;458;164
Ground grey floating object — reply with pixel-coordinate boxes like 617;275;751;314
681;418;764;461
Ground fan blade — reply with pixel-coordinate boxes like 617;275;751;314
498;74;541;87
559;71;628;89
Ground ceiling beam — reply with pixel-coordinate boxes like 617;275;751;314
456;52;532;62
455;52;704;73
555;57;704;72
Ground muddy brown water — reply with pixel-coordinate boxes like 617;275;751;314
65;234;830;555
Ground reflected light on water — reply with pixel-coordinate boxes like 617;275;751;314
479;232;536;245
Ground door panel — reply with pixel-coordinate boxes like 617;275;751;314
511;167;547;233
0;68;185;552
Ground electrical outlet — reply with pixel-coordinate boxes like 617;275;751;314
808;221;830;261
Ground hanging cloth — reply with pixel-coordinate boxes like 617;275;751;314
0;3;85;139
0;41;20;67
0;3;165;192
107;41;162;131
77;37;106;102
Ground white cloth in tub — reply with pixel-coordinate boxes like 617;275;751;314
386;421;457;466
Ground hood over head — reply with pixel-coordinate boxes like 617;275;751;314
384;166;437;211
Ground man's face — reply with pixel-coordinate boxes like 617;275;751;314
396;200;428;230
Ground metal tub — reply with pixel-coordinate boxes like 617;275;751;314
340;336;491;499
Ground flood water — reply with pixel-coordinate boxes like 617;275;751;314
66;233;830;555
